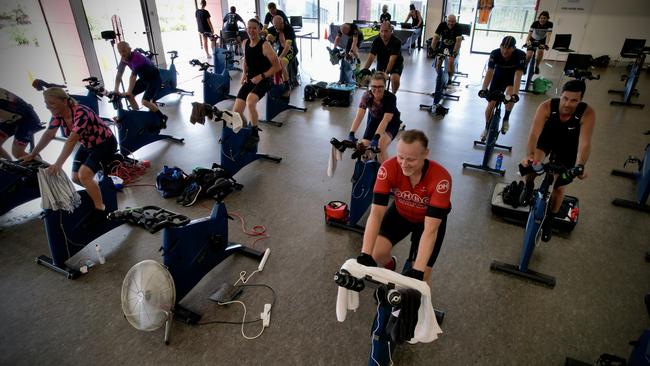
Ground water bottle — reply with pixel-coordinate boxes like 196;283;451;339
95;244;106;264
495;153;504;170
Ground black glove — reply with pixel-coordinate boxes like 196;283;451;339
478;89;489;98
572;164;585;178
385;288;421;344
404;268;424;281
509;94;520;103
348;131;357;143
357;253;377;267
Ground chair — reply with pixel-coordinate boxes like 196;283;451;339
290;16;302;30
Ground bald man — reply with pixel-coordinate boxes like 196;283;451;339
430;15;463;80
113;42;167;125
362;22;404;94
267;15;298;87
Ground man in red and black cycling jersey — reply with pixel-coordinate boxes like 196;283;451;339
356;129;452;282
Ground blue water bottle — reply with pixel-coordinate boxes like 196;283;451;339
495;153;504;170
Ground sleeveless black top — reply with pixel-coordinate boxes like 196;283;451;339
245;39;272;79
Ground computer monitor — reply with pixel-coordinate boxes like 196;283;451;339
564;53;592;74
290;16;302;29
552;34;572;51
457;23;471;36
620;38;646;58
400;22;412;29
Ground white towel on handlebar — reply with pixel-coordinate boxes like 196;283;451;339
336;259;442;343
37;168;81;213
327;145;343;177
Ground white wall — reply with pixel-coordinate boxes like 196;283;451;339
343;0;357;23
540;0;650;61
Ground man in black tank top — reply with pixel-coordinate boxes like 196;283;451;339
233;18;281;141
521;80;596;241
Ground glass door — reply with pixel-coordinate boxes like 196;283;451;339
470;0;537;54
228;0;257;23
82;0;149;87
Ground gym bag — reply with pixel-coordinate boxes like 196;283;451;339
156;166;188;198
533;77;553;94
323;82;355;107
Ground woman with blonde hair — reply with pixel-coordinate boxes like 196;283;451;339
23;87;117;226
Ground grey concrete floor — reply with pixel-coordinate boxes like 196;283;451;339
1;44;649;366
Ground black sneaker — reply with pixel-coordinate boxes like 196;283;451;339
520;181;535;206
182;182;202;207
206;178;232;197
535;66;540;74
541;214;553;242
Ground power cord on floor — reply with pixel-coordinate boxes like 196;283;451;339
229;211;269;248
197;283;277;341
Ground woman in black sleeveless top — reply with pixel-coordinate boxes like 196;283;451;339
233;18;281;136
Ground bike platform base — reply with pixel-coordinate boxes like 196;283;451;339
490;260;556;288
326;219;365;234
491;182;579;232
462;162;505;176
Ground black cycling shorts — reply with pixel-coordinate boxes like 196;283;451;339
488;74;515;93
536;131;577;169
0;111;42;145
378;203;447;268
133;70;162;102
363;112;401;141
236;78;272;101
72;135;118;173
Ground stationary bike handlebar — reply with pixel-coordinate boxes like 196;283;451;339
189;59;213;71
203;32;220;41
330;137;381;158
518;161;583;187
523;41;549;50
480;90;519;104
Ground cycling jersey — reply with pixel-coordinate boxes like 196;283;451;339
373;157;452;223
529;20;553;42
223;12;244;32
358;91;401;140
267;25;298;56
117;51;158;79
434;22;463;51
370;35;403;74
380;12;391;23
48;104;114;149
488;48;526;91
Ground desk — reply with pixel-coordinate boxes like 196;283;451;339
295;31;313;61
328;24;413;51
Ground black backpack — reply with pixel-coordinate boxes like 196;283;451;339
592;55;610;68
502;180;525;208
156;166;188;198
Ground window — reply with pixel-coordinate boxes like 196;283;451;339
259;0;344;39
358;0;424;25
470;0;537;53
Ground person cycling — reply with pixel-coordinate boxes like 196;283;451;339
361;22;404;94
267;15;298;90
521;80;594;242
223;6;246;53
112;41;168;127
430;14;463;82
333;22;364;60
233;18;281;145
356;129;452;283
348;72;401;163
379;5;391;23
525;11;553;75
0;88;42;160
478;35;525;140
22;87;118;226
405;4;423;49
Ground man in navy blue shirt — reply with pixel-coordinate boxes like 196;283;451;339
477;35;525;140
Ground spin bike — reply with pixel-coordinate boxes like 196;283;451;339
608;43;649;109
104;88;185;155
419;48;458;116
189;51;236;106
36;174;123;279
490;163;582;287
462;90;515;176
611;143;650;212
325;138;380;234
202;32;241;72
133;48;194;105
328;47;359;85
335;259;445;366
190;103;282;182
160;181;266;324
0;159;49;216
521;40;548;93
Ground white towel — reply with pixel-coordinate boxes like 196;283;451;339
327;145;343;177
37;168;81;212
335;259;443;344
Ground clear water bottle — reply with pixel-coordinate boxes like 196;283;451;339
95;244;106;264
495;153;504;170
